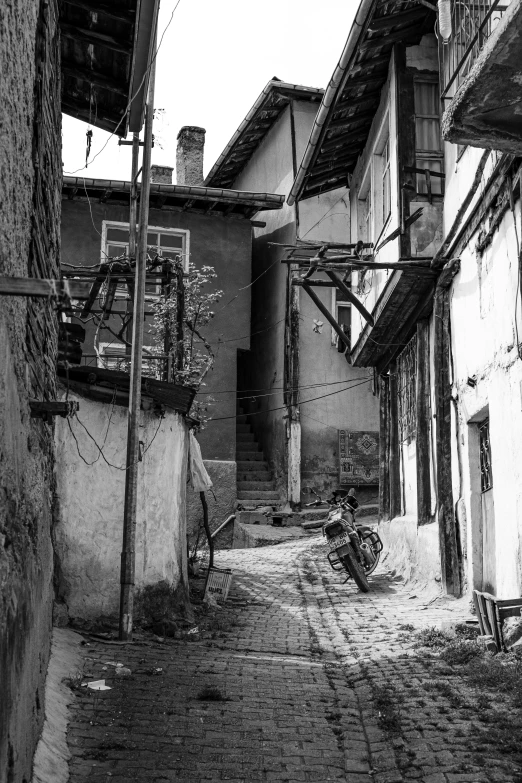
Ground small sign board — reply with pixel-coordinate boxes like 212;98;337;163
204;567;233;603
339;430;379;485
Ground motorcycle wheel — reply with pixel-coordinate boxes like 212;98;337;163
342;544;370;593
363;547;380;576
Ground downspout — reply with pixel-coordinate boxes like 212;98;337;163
285;100;301;508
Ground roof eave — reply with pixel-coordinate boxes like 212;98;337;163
127;0;161;133
287;0;375;206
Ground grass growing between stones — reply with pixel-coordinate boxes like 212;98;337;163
372;683;404;736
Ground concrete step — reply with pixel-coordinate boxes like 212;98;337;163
237;461;270;472
237;481;276;492
237;471;271;482
236;423;251;434
237;490;280;501
236;432;257;443
358;504;379;518
236;451;264;461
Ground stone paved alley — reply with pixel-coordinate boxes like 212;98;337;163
66;537;522;783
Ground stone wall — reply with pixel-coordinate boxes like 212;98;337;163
0;1;61;781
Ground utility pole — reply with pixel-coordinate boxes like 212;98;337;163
119;50;156;641
126;132;141;350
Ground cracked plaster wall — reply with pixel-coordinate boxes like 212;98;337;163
54;392;189;621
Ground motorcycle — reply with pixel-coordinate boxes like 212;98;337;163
304;487;383;592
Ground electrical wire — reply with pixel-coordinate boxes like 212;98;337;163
300;193;349;239
212;258;281;318
64;1;182;175
201;375;371;397
69;410;163;470
207;378;372;422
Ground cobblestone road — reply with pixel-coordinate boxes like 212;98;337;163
67;536;522;783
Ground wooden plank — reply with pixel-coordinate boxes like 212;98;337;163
292;279;336;287
325;271;375;326
333;92;382;114
61;61;128;94
388;361;402;518
342;72;387;89
328;108;377;132
368;7;427;32
416;319;431;525
302;283;351;351
321;130;368;153
434;259;461;597
60;21;131;54
0;276;90;299
379;375;390;521
359;25;423;53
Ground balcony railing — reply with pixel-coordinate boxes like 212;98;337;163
441;0;508;100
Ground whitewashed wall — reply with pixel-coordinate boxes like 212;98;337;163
54;392;189;620
449;198;522;598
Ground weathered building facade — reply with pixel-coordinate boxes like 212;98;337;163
289;0;522;600
1;1;159;778
206;81;379;508
61;166;283;539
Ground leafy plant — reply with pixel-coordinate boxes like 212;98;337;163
151;262;222;391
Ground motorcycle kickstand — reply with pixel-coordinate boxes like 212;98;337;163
342;574;352;584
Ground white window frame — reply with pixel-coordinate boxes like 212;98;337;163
101;221;190;272
330;288;351;347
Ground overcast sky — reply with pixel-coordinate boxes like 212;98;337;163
62;0;357;183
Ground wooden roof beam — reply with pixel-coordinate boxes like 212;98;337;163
368;7;428;32
62;0;135;23
312;155;358;178
343;72;387;89
60;22;131;54
350;53;390;75
329;108;378;131
359;26;423;53
321;127;370;152
62;61;128;95
334;91;382;114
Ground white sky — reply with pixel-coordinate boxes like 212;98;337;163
62;0;357;183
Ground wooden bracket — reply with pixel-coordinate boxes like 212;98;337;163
0;276;90;300
29;399;79;422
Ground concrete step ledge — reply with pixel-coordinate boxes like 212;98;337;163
237;461;270;472
237;481;276;491
237;490;280;501
236;452;264;461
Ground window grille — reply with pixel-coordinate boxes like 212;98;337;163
479;418;493;492
396;334;417;442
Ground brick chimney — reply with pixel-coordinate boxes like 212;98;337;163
176;126;205;186
150;164;173;184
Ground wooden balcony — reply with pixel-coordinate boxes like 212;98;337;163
441;0;522;153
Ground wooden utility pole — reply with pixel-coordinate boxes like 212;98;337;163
126;132;141;349
119;51;156;641
416;319;432;525
388;361;401;519
434;258;461;597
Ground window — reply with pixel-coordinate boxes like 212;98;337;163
479;419;493;492
382;137;391;225
103;222;189;270
332;286;351;350
98;342;161;378
364;188;373;242
414;81;443;197
397;334;417;442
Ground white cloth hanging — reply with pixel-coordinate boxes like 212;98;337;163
188;430;213;492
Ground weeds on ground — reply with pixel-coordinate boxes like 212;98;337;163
196;686;229;701
440;639;483;665
372;683;404;736
413;627;453;649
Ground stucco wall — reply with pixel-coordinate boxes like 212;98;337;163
0;2;61;780
230;100;378;500
54;392;189;620
449;201;522;598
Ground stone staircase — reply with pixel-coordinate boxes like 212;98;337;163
236;408;280;508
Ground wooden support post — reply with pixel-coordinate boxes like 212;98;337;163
325;270;375;326
434;259;461;597
200;491;214;570
388;362;401;518
175;263;185;373
119;44;156;642
379;375;390;522
416;319;432;525
302;283;351;352
285;266;301;507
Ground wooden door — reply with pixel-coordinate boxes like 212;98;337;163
479;419;496;594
